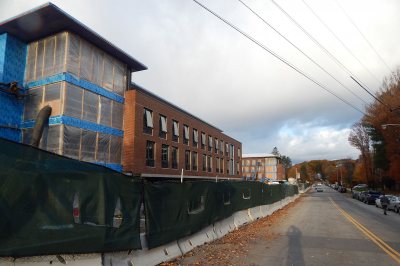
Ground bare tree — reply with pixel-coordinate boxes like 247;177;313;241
348;122;373;184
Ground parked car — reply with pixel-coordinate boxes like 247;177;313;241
363;191;381;204
352;184;368;200
375;195;394;208
358;191;368;202
388;196;400;213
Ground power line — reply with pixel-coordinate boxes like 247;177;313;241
237;0;369;106
192;0;367;115
333;0;392;73
350;76;391;108
301;0;382;85
269;0;377;104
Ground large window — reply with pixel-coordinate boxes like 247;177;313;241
172;120;179;142
215;138;219;153
159;115;167;139
143;108;153;135
83;91;98;123
172;146;178;169
208;136;213;152
146;141;155;167
183;125;189;145
161;144;169;168
201;132;206;149
207;156;212;172
193;129;198;147
192;152;198;171
185;150;191;171
202;154;207;172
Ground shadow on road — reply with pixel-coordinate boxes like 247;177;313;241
286;225;305;266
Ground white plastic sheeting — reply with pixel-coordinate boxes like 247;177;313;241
25;32;128;96
24;82;124;130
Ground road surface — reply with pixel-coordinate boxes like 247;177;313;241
174;185;400;265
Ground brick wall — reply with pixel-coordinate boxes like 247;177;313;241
123;88;242;178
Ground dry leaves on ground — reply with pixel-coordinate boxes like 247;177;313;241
160;196;304;266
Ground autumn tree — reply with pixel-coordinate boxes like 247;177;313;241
361;68;400;189
348;122;373;185
281;155;292;179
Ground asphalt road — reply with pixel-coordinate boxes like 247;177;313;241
238;186;400;266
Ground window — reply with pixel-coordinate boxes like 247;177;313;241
146;141;155;167
183;125;189;145
215;138;219;153
202;154;207;171
161;144;169;168
97;133;110;163
82;91;98;123
208;136;213;152
100;97;111;126
172;120;179;142
185;150;191;170
201;132;206;149
225;143;229;156
220;158;224;173
159;115;167;139
216;157;220;173
207;156;212;172
111;102;124;130
143;108;153;134
193;129;198;147
238;148;241;158
237;162;240;175
192;152;198;171
220;140;224;155
172;146;178;169
109;135;122;164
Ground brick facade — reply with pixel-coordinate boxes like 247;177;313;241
123;86;242;178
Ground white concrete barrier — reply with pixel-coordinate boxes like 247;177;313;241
213;215;236;239
233;209;252;229
104;233;183;266
0;254;102;266
177;225;217;254
249;206;263;220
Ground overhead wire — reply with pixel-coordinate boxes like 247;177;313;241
333;0;392;73
269;0;379;105
192;0;367;115
237;0;369;106
301;0;382;85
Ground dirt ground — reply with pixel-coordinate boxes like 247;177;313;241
159;196;304;266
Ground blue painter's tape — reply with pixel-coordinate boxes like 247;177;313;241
21;115;123;137
94;162;123;172
26;73;125;103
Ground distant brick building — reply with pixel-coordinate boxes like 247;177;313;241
242;153;284;180
123;84;242;178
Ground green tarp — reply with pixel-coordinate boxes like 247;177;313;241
144;180;298;248
0;137;299;256
0;138;142;256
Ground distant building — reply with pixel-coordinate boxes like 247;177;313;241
123;84;242;178
242;153;284;180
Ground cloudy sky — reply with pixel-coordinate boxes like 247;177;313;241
1;0;399;163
